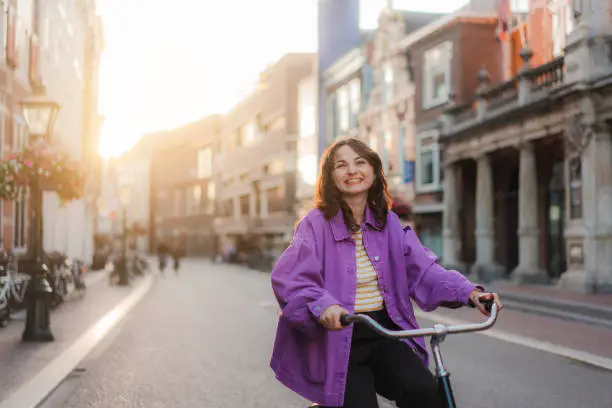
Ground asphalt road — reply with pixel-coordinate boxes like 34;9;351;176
40;260;612;408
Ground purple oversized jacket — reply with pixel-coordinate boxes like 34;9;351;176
270;207;480;406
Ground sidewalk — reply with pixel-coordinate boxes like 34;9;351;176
0;269;153;404
485;280;612;328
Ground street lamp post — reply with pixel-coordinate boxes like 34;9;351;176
19;84;60;342
117;187;130;286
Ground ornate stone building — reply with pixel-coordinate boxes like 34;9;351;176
439;0;612;294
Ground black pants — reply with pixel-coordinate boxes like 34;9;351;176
324;309;441;408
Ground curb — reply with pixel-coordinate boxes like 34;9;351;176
0;273;156;408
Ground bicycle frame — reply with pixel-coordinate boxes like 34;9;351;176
341;302;499;408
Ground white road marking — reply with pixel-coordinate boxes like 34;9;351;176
415;309;612;371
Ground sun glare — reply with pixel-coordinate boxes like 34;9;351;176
96;0;469;159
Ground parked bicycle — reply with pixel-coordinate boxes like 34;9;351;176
0;252;30;327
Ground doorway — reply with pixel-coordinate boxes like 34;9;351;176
546;161;566;278
504;168;520;274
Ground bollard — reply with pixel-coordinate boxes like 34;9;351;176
22;263;54;342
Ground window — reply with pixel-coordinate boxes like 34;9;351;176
266;116;285;132
298;79;316;137
299;101;315;138
223;199;233;217
197;147;212;179
382;63;393;105
415;130;441;192
568;156;582;219
384;130;393;150
382;130;392;172
369;134;377;151
397;124;406;181
239;194;250;216
551;1;574;58
420;151;435;185
12;116;27;151
349;79;360;128
266;159;285;175
193;185;202;211
13;189;26;249
423;41;452;109
173;189;182;216
337;86;349;133
206;182;215;214
242;121;259;146
267;186;285;213
325;93;338;142
510;0;529;12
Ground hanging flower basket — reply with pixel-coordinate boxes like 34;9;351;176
0;139;85;204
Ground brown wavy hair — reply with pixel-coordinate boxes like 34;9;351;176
315;137;392;232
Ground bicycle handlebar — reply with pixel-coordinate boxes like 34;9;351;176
339;299;499;339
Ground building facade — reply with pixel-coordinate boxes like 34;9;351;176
296;74;317;218
81;2;105;242
406;11;500;261
316;0;362;159
106;132;161;253
322;46;364;150
0;0;102;259
38;0;102;261
150;115;221;256
358;8;442;224
213;53;314;262
439;0;612;294
0;0;36;252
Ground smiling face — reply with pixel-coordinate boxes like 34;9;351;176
331;144;375;200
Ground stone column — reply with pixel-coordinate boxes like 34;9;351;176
442;162;465;273
560;122;612;293
592;125;612;293
511;142;548;283
564;0;612;84
470;154;504;282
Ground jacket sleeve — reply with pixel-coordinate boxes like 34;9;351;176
271;218;340;335
403;225;482;312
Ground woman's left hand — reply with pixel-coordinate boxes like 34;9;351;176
469;290;503;317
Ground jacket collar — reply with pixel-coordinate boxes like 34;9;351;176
330;205;384;241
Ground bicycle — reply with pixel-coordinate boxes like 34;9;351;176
309;296;498;408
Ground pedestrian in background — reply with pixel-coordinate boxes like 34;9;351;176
172;240;184;275
157;240;170;276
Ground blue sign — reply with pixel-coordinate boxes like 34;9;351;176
404;160;414;184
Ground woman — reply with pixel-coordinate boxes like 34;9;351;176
270;137;502;408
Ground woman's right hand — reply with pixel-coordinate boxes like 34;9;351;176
319;304;349;331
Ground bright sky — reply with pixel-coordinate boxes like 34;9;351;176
96;0;469;159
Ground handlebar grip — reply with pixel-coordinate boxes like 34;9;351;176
340;314;352;327
479;296;494;313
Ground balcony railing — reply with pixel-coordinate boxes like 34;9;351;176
441;51;566;136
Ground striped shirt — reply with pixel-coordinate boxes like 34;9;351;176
352;229;384;312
